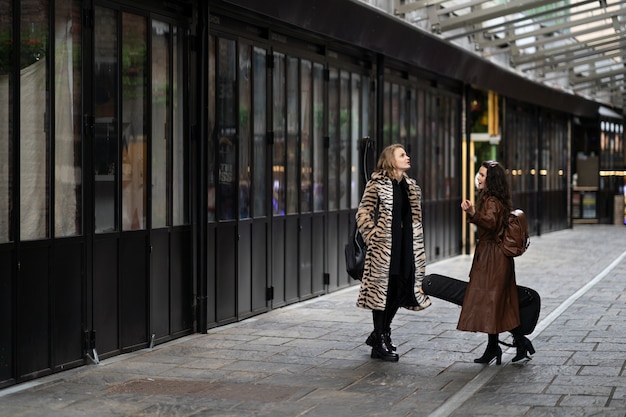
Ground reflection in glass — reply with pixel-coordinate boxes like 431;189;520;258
350;74;360;208
383;81;391;146
328;68;338;211
252;47;266;217
207;36;216;221
339;70;349;210
172;26;188;226
238;44;251;219
300;60;312;213
216;38;237;221
0;2;12;243
121;12;147;230
54;0;82;237
391;83;400;142
94;6;118;233
152;20;170;228
312;63;325;212
286;57;299;214
362;75;371;144
272;52;286;216
20;0;49;240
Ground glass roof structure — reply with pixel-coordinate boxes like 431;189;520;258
392;0;625;111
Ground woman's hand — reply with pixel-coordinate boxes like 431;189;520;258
461;199;475;217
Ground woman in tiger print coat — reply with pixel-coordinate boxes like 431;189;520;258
356;144;431;361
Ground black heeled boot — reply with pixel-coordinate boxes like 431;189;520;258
368;331;399;362
365;331;396;352
383;303;399;352
367;311;399;362
511;334;535;362
383;328;397;352
474;334;502;365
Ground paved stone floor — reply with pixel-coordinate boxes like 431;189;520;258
1;224;625;417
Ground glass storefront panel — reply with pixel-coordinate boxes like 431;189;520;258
300;59;312;213
54;0;82;237
350;74;360;208
383;81;390;146
338;70;349;210
207;35;216;222
448;96;459;199
312;63;324;212
172;26;188;226
216;38;237;221
0;1;11;243
328;67;338;211
272;52;286;216
94;6;118;233
423;91;436;199
286;56;298;215
362;75;371;144
151;20;170;228
20;0;49;240
391;83;400;143
121;12;147;231
252;47;266;218
238;44;251;220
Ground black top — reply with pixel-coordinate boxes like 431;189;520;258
389;178;414;279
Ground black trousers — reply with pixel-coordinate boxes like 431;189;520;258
373;272;409;333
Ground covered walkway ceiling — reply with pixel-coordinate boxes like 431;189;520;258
395;0;625;113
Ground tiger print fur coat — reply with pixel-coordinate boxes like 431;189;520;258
355;171;431;312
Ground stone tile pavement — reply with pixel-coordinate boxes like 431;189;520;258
1;224;625;417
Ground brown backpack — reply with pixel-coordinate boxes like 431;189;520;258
500;209;530;257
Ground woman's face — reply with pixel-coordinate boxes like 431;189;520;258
476;166;488;190
393;147;411;173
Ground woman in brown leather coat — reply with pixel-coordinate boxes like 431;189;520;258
458;161;520;364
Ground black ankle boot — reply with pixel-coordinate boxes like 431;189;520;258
365;331;397;353
511;335;535;362
474;334;502;365
383;328;396;352
368;332;399;362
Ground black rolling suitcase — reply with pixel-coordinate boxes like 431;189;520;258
422;273;540;335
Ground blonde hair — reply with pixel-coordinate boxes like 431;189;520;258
376;144;405;179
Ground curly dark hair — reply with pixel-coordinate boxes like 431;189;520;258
478;160;513;212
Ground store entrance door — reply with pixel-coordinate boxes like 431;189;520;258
89;4;192;359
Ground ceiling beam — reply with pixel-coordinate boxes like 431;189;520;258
569;67;624;86
531;50;622;75
436;0;570;32
444;0;598;41
475;8;625;51
514;35;622;66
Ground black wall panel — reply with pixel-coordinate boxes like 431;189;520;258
327;213;340;290
206;225;217;325
271;220;286;307
284;217;299;303
251;221;268;313
311;215;325;295
171;228;192;335
151;230;170;340
298;216;312;299
52;241;84;369
120;234;148;351
17;245;50;379
93;238;119;358
0;248;14;386
237;222;252;316
337;212;352;287
216;223;236;323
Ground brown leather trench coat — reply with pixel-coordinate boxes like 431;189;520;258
457;196;520;334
